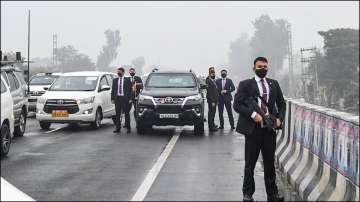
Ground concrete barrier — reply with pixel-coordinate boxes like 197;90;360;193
276;99;359;201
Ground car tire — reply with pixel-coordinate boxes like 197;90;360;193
91;108;102;129
136;121;151;134
194;119;204;135
14;109;27;137
39;121;51;130
1;123;12;157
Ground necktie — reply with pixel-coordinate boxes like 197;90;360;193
260;79;267;113
118;77;123;96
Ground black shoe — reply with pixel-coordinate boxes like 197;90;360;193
243;194;254;202
113;129;120;133
209;127;218;132
231;126;235;130
219;126;224;129
267;193;284;201
123;125;127;128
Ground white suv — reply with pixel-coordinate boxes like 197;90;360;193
1;75;14;157
36;71;117;130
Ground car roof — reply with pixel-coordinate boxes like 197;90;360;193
60;71;116;77
150;70;194;74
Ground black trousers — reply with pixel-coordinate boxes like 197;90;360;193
243;126;278;196
218;100;234;128
115;97;130;130
127;99;137;120
207;102;217;129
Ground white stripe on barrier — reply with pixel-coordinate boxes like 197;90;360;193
1;177;35;201
307;162;331;201
298;154;319;199
328;173;347;201
355;185;359;201
289;147;309;185
283;142;301;174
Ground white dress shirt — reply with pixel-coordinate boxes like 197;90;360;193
117;76;124;96
222;78;226;90
251;75;270;119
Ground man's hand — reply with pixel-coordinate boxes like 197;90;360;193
276;118;281;128
221;90;227;94
129;100;133;104
254;113;263;124
111;100;114;104
212;102;216;107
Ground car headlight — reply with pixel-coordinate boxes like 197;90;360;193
139;94;153;101
186;94;202;101
77;96;95;105
37;97;47;104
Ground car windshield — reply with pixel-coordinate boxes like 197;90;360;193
49;76;98;91
30;75;58;85
147;73;196;88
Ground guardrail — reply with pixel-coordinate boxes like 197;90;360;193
275;98;359;201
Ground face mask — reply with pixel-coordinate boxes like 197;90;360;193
210;75;215;79
130;73;135;76
118;73;123;77
221;73;227;78
255;68;267;78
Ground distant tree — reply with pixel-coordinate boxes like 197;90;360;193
317;28;359;113
250;15;289;78
96;29;121;71
131;56;145;75
228;32;252;83
56;45;95;72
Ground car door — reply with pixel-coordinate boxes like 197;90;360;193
98;75;111;118
105;74;116;116
6;72;22;122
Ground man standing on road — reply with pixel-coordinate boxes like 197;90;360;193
206;67;219;132
111;67;133;134
233;57;286;202
128;67;143;120
216;69;236;130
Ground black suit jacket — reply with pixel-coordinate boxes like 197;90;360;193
206;76;219;103
216;78;236;102
111;77;134;101
233;77;286;136
129;75;143;99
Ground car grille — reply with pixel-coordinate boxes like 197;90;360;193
156;105;184;114
28;98;37;102
154;97;185;105
44;99;79;114
30;91;45;96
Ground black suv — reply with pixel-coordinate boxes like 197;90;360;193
135;70;207;134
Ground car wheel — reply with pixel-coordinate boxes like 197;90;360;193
91;108;102;129
136;121;151;134
14;110;27;137
1;123;11;157
194;119;204;135
39;121;51;130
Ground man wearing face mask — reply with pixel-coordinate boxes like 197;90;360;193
233;57;286;202
111;67;134;134
206;67;219;132
216;69;236;130
128;67;143;120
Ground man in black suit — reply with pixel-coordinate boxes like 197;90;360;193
111;67;133;133
206;67;219;132
233;57;286;202
216;69;236;130
128;67;143;120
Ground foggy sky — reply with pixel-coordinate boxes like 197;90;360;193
1;1;359;74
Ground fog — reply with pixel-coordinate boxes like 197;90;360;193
1;1;359;75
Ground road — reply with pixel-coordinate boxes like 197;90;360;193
1;111;300;201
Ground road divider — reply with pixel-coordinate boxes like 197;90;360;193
1;177;35;201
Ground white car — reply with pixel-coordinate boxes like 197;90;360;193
28;72;62;113
36;71;117;130
1;75;14;157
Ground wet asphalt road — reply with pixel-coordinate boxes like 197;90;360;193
1;111;300;201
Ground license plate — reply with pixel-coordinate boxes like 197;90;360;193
159;114;179;119
52;110;69;117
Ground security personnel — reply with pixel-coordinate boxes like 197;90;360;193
216;69;236;130
233;57;286;202
206;67;219;132
128;67;143;120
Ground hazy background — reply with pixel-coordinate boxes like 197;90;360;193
1;1;359;74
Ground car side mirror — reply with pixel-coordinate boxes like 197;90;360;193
43;87;49;90
100;85;110;92
200;83;207;89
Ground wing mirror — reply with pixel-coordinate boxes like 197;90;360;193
43;87;49;90
100;85;111;92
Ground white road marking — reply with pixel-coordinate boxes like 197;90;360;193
45;127;65;134
1;177;35;201
131;134;180;201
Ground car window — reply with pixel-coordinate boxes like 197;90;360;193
30;75;58;85
1;72;9;85
8;72;20;92
146;73;196;88
1;79;7;94
49;76;99;91
14;72;27;86
99;76;109;88
105;75;113;88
